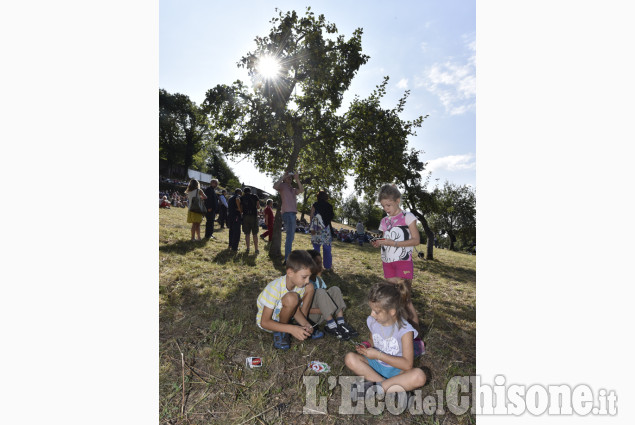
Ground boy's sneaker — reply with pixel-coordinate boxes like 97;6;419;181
311;329;324;339
338;322;359;338
324;324;350;341
273;332;290;350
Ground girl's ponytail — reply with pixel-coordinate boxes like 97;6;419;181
394;279;409;304
368;280;410;329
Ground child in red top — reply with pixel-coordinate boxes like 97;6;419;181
260;199;275;242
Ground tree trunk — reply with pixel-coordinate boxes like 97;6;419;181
268;208;284;260
409;209;435;261
300;191;307;222
419;215;435;260
448;231;457;251
269;132;304;261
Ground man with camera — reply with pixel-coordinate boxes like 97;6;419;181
273;171;304;264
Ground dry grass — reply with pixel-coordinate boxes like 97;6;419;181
159;207;475;424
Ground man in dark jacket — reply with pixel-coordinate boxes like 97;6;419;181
203;179;219;239
240;187;261;254
227;188;243;251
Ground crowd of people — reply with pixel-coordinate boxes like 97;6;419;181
161;173;381;252
332;228;377;244
172;179;272;250
159;190;188;208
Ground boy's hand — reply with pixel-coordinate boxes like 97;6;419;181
289;325;312;341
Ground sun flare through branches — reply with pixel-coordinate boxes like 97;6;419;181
256;55;281;80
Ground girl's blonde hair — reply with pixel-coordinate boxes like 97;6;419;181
186;179;200;193
377;184;401;203
368;280;410;329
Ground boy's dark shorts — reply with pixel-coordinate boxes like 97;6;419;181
242;214;258;235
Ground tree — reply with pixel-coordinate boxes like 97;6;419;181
192;143;241;188
338;194;362;225
359;198;384;230
159;89;210;177
294;141;350;221
203;8;369;258
342;78;440;259
399;150;440;260
226;177;241;192
429;182;476;251
159;89;185;177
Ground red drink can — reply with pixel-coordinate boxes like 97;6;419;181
246;357;262;368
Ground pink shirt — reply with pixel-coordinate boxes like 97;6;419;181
273;181;300;213
379;211;417;263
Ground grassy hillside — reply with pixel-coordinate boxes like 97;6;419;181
159;207;475;424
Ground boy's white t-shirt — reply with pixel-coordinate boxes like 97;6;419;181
256;276;306;328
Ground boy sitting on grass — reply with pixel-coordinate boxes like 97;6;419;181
306;249;359;341
256;250;324;350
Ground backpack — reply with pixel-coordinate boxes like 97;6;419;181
241;194;258;216
310;213;332;245
310;213;325;235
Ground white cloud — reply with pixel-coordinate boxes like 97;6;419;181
417;35;475;115
425;153;475;173
420;41;428;52
396;78;408;89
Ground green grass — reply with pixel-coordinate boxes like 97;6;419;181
159;207;476;424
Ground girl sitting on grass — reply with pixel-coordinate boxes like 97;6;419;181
345;281;427;400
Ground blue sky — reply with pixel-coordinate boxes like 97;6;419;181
160;0;475;195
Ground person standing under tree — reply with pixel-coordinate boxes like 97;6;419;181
218;189;229;229
227;188;243;252
356;221;365;246
260;199;275;242
203;179;219;239
241;187;261;254
310;190;335;272
273;171;303;264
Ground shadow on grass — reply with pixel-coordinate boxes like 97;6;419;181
159;235;475;424
211;248;260;267
418;258;475;285
159;238;211;255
